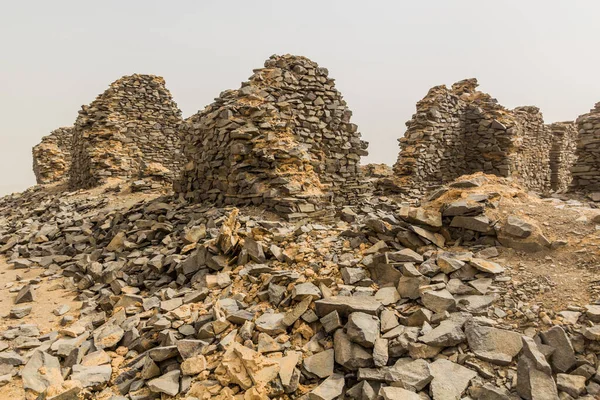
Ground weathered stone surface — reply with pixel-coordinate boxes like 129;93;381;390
22;351;63;393
303;349;334;378
69;74;183;189
465;322;523;365
71;364;112;389
32;127;73;184
345;312;380;348
556;373;586;398
315;296;382;317
540;326;576;373
176;54;369;216
421;289;456;313
333;329;373;370
430;358;477;399
147;369;180;396
308;373;344;400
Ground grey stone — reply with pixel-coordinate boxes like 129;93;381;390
308;373;344;400
14;284;34;304
556;373;586;398
540;326;576;373
22;351;63;393
315;296;382;318
71;364;112;389
346;312;380;348
147;369;180;396
9;304;32;319
303;349;334;378
334;329;373;370
465;322;523;365
430;359;477;399
421;289;456;313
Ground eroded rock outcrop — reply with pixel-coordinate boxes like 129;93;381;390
32;127;73;184
69;74;183;189
176;54;369;218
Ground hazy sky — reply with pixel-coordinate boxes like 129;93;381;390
2;1;599;196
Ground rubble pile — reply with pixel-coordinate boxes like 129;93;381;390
393;79;571;195
0;173;599;399
32;127;73;184
177;54;369;219
549;122;579;192
69;74;183;190
573;103;600;193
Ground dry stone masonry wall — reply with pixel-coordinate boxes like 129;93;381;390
69;74;183;189
177;54;369;218
394;79;567;193
572;103;600;192
549;122;578;192
32;127;73;184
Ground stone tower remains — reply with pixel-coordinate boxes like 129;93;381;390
32;127;73;184
69;74;183;189
176;54;369;218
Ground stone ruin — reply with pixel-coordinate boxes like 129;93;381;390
572;103;600;192
393;78;579;194
549;122;579;192
68;74;183;189
176;54;369;218
32;127;73;184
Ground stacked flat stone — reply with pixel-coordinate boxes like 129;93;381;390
32;127;73;184
69;74;183;189
572;103;600;192
549;122;578;192
395;78;558;193
177;54;369;218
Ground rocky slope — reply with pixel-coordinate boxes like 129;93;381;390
0;174;599;400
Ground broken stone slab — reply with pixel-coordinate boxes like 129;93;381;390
450;215;493;233
71;364;112;389
374;287;400;306
421;289;456;313
292;282;321;300
9;304;32;319
346;312;380;348
468;258;505;274
303;348;334;378
503;215;534;238
22;351;63;394
443;200;485;217
315;296;382;318
540;326;576;373
379;386;420;400
465;322;523;365
93;324;124;350
14;284;34;304
255;312;286;335
147;369;180;396
0;351;25;366
420;313;471;347
556;373;586;398
517;336;558;400
429;358;477;399
341;267;368;285
181;354;207;375
308;373;344;400
334;329;373;370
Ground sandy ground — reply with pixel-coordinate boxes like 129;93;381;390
0;256;82;398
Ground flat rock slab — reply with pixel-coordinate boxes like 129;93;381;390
315;296;382;318
465;322;522;365
430;358;477;399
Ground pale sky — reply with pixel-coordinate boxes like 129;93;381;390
1;0;599;196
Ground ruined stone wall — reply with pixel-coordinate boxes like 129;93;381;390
177;54;369;218
548;122;578;192
69;74;183;189
395;78;555;192
393;83;468;189
32;127;73;184
572;103;600;192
